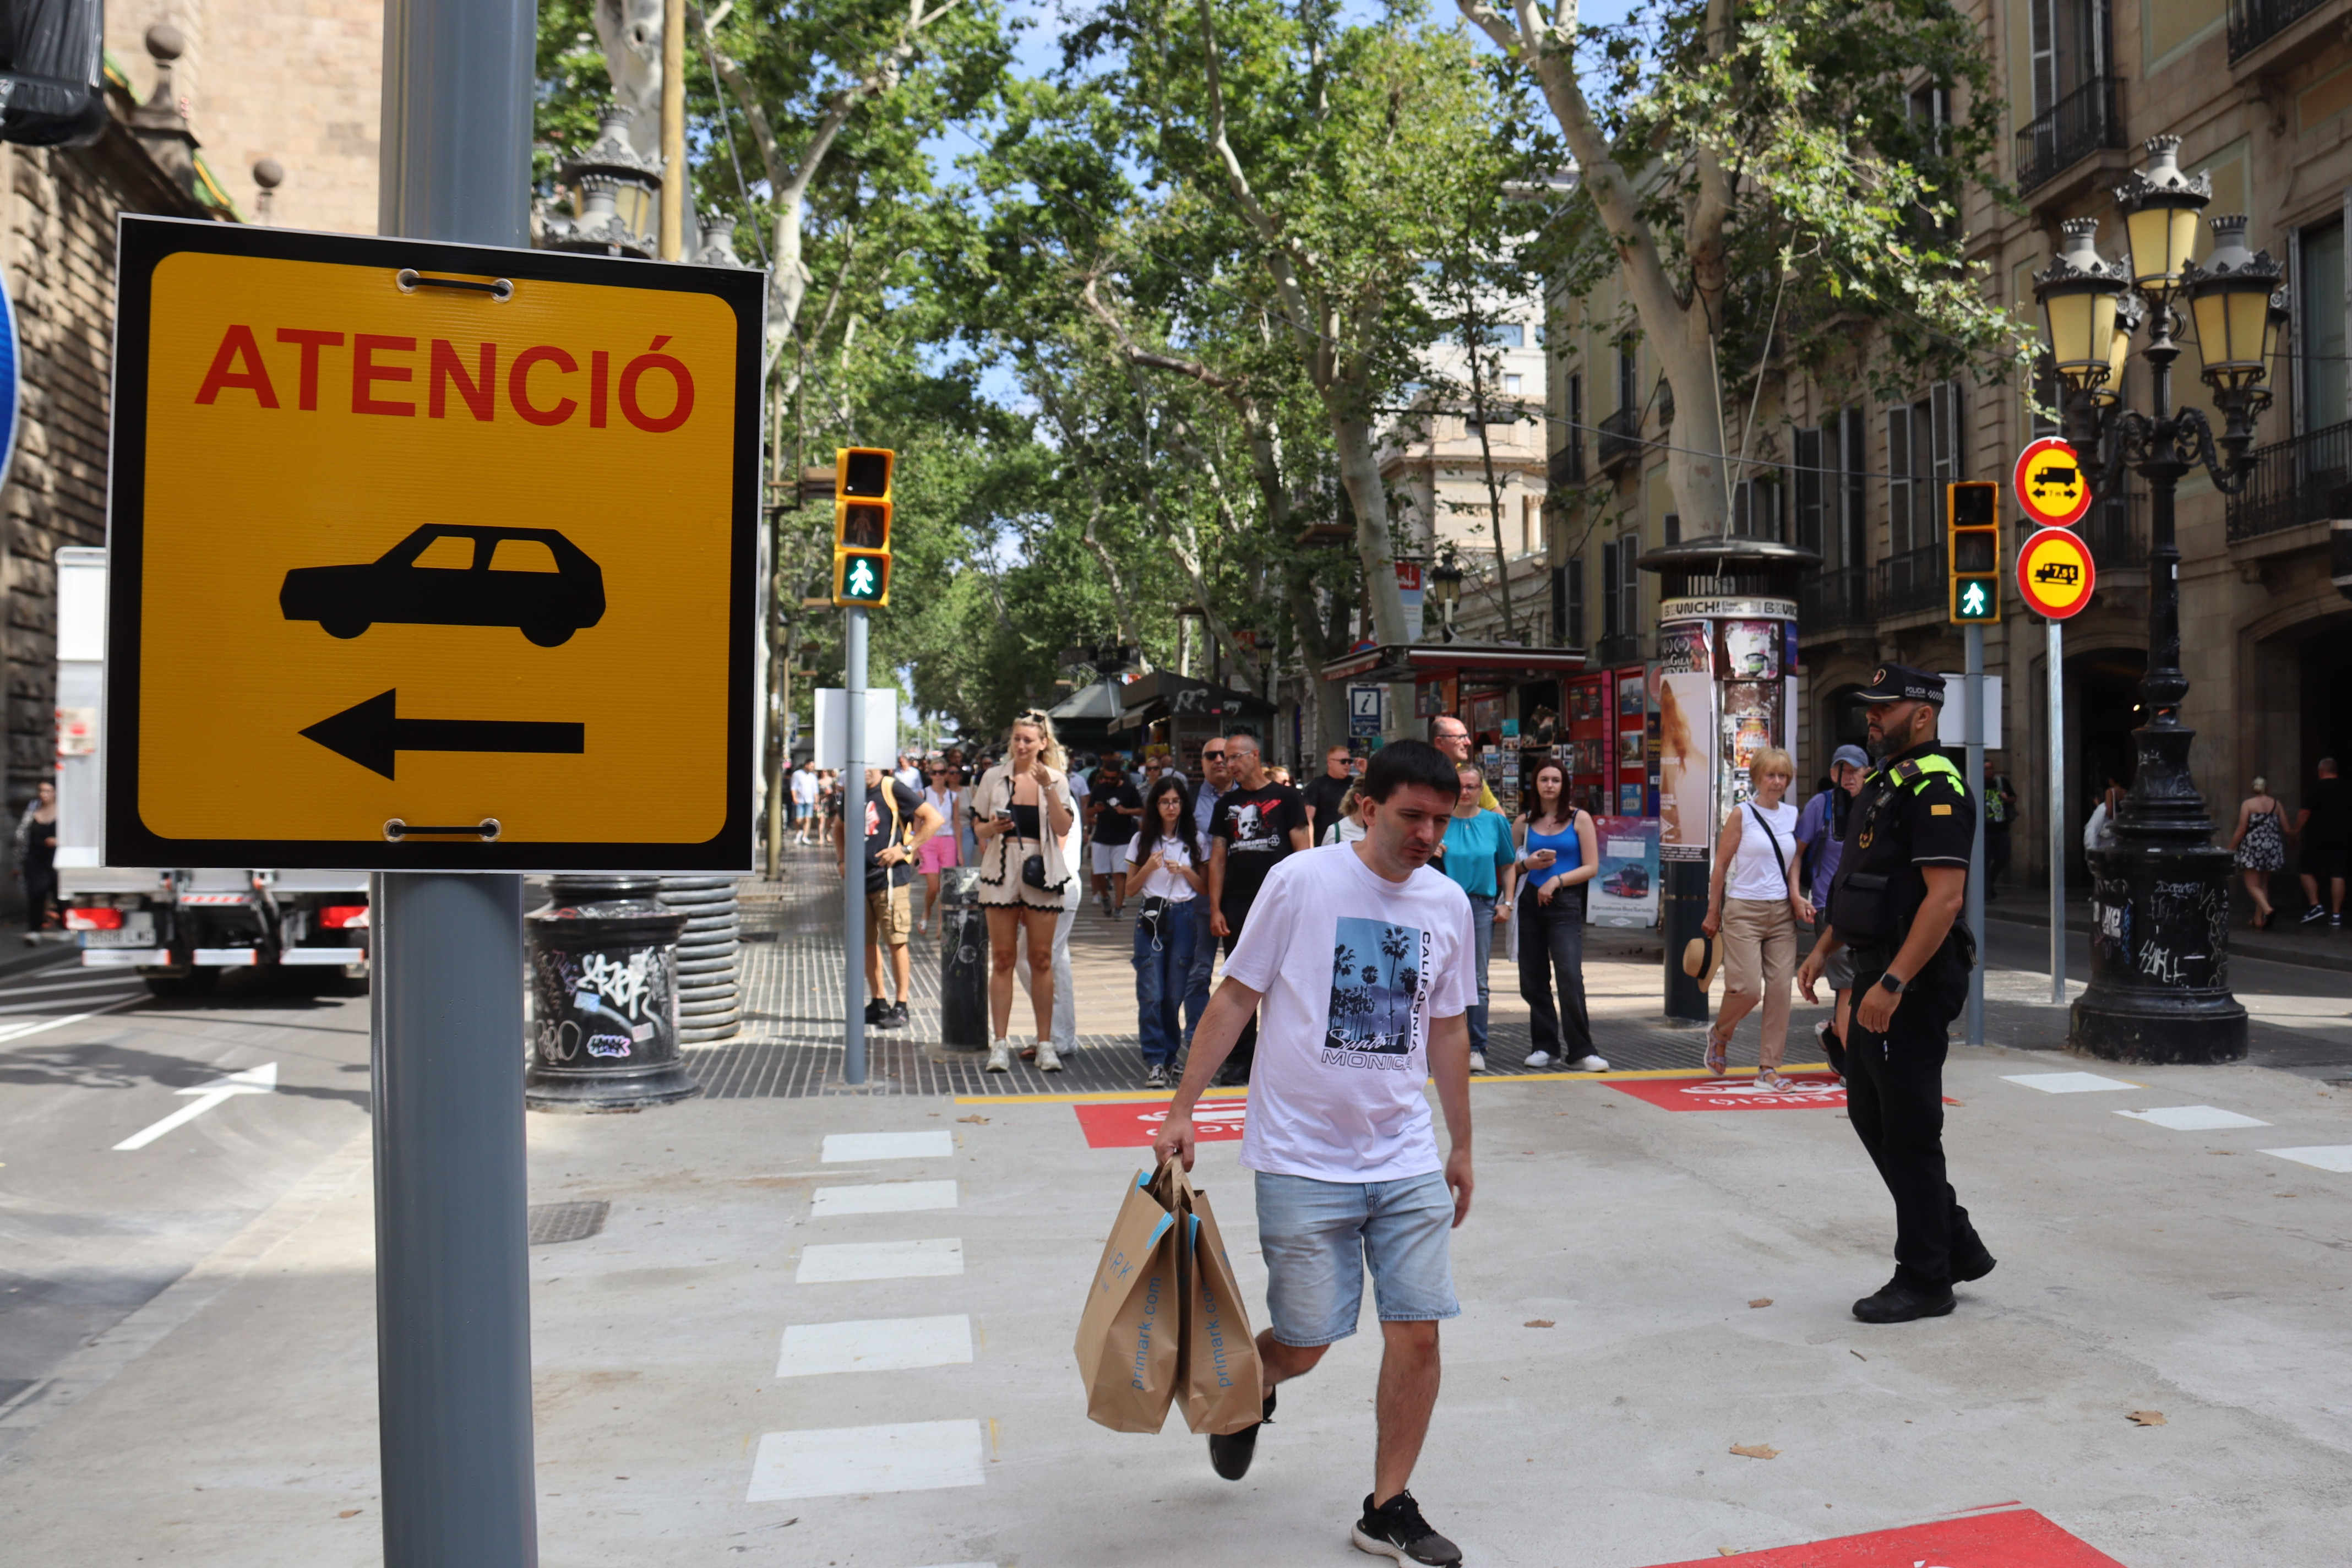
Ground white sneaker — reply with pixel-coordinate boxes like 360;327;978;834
1468;1052;1486;1073
1036;1042;1064;1072
985;1042;1011;1072
1568;1054;1611;1072
1523;1050;1555;1068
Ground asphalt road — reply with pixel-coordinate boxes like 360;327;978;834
0;952;372;1424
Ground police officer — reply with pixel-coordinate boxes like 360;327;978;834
1796;664;1996;1324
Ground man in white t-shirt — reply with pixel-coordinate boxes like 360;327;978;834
1153;740;1477;1567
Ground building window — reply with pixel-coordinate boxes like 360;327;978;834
1504;373;1524;395
2029;0;2108;121
2301;220;2346;433
1562;556;1585;647
1617;342;1639;415
1794;428;1825;557
1620;528;1642;637
1735;477;1784;541
1840;407;1869;570
1601;542;1619;638
1522;494;1542;556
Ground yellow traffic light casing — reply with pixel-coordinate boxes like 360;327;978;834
831;447;895;608
1947;480;2002;624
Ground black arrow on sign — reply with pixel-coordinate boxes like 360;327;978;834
300;689;584;780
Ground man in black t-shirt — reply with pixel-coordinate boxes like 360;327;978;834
2295;758;2348;927
1086;756;1144;918
1207;732;1311;1085
1798;664;1994;1326
1300;744;1357;842
832;767;943;1032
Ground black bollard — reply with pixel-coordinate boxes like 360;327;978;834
937;867;990;1051
525;875;699;1111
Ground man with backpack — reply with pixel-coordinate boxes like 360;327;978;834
834;765;944;1032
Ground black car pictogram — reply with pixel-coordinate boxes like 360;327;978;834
280;525;606;647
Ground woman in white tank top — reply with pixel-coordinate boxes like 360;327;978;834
1700;748;1812;1088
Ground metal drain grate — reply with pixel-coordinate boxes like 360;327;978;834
526;1200;611;1245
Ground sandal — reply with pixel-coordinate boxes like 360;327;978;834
1703;1025;1730;1077
1755;1068;1797;1092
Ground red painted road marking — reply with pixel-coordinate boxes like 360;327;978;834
1074;1097;1249;1148
1642;1507;2128;1567
1608;1074;1849;1112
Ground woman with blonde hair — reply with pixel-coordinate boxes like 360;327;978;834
968;710;1079;1071
1700;747;1811;1090
2228;775;2287;929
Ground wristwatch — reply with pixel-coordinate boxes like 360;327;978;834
1877;972;1908;995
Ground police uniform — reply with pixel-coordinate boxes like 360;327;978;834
1822;664;1994;1321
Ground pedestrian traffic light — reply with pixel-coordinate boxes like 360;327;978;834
1947;481;2002;623
831;447;894;608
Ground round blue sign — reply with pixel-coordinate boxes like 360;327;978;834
0;266;18;499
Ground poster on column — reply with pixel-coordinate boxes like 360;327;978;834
1655;672;1717;862
1588;816;1660;927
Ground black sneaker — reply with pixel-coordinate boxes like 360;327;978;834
886;1000;910;1031
2302;906;2328;924
1207;1386;1274;1480
1951;1237;1997;1283
1852;1273;1956;1323
1352;1490;1463;1566
863;998;886;1027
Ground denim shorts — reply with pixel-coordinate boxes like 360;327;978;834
1253;1169;1460;1346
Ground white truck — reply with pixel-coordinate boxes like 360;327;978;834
52;547;369;995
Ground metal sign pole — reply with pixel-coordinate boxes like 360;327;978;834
1963;623;1986;1047
2049;618;2066;1005
844;605;868;1085
374;2;537;1564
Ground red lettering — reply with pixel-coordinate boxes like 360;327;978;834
590;350;610;429
429;340;497;421
352;334;417;416
193;324;279;407
274;329;344;410
618;339;694;433
508;345;578;427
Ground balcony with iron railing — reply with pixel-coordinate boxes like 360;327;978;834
1548;438;1585;487
2229;0;2332;59
2226;418;2352;543
1797;565;1872;636
2079;490;2148;571
2015;76;2126;195
1875;539;1948;619
1597;406;1643;473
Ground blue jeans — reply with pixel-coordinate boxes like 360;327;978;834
1254;1170;1460;1345
1465;892;1495;1055
1182;897;1218;1045
1133;898;1201;1065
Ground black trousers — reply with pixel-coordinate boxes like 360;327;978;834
1218;898;1257;1081
1844;963;1981;1285
1519;897;1593;1057
1984;825;2011;894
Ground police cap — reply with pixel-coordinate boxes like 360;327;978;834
1851;663;1946;707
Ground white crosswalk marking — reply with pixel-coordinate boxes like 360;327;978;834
2261;1146;2352;1173
811;1180;958;1217
2117;1106;2271;1131
746;1420;985;1501
796;1238;963;1283
2001;1071;2138;1093
822;1130;955;1162
777;1315;973;1377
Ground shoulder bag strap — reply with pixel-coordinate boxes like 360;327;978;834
1745;802;1793;893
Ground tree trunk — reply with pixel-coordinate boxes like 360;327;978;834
1332;415;1409;646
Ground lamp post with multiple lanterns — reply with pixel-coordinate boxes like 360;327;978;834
2031;134;2287;1064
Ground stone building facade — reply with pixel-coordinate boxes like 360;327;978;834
1544;0;2352;894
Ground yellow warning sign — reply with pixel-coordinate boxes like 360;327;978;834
106;219;763;870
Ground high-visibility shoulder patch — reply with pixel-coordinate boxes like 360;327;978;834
1931;803;1953;815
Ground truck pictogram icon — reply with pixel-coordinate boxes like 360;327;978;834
2030;464;2079;498
2035;559;2081;587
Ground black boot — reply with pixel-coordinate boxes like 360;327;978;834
1853;1272;1956;1323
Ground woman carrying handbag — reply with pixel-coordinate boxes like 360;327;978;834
968;711;1079;1071
1700;748;1811;1091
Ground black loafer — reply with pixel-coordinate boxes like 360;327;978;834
1208;1386;1275;1480
1951;1239;1997;1282
1853;1275;1956;1324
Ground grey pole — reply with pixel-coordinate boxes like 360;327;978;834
2049;618;2066;1005
1963;624;1985;1047
843;606;869;1085
374;4;539;1566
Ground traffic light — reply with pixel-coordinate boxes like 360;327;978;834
831;447;894;608
1947;480;2001;623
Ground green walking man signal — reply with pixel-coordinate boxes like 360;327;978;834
1947;480;2002;624
832;446;895;607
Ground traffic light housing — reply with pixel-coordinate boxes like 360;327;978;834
831;447;894;608
1947;481;2002;623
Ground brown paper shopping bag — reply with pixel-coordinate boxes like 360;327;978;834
1176;1181;1265;1436
1073;1164;1184;1433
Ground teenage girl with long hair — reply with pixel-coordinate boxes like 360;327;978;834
1512;759;1606;1070
1124;774;1205;1088
969;711;1078;1071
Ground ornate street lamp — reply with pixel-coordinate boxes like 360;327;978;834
541;104;662;258
1428;554;1464;643
2032;134;2286;1065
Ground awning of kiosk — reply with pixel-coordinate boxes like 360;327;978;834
1109;671;1276;732
1318;642;1589;685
